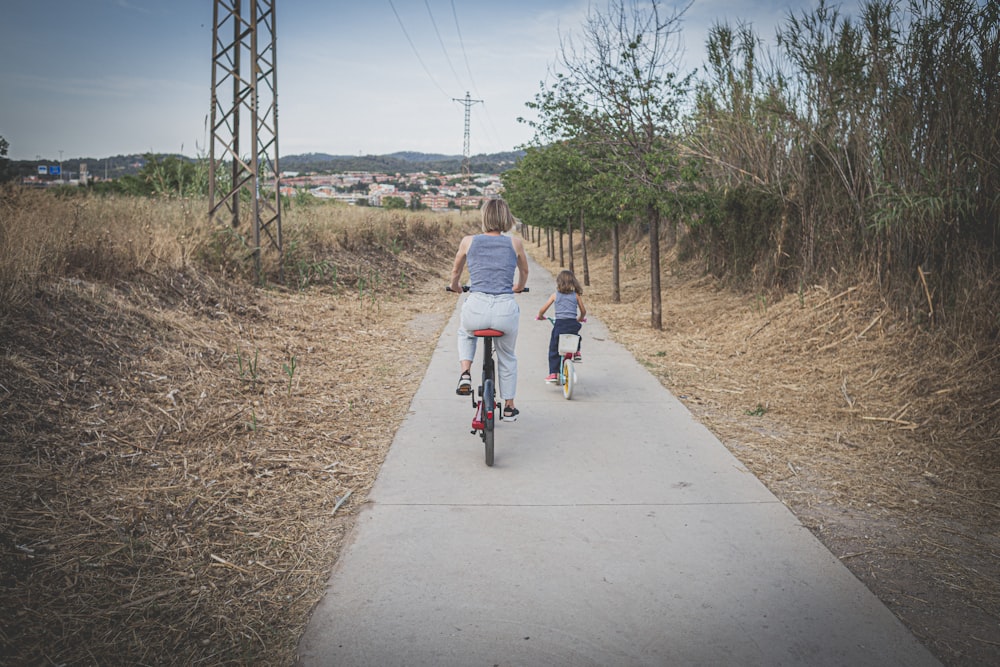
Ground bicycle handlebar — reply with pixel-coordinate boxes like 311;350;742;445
537;316;586;323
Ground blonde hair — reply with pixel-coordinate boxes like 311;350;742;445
481;198;515;233
556;270;583;295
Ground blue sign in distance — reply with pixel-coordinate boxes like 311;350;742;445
37;165;48;174
49;166;61;175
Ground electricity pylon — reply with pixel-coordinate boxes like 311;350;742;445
453;91;482;178
209;0;282;283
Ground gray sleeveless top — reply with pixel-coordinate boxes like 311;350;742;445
468;234;516;295
555;291;578;319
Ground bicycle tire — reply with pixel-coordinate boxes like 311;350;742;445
482;378;495;466
562;357;575;400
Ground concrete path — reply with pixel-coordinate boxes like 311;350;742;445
297;254;939;666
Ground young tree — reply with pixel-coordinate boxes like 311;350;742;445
527;0;693;329
502;145;565;242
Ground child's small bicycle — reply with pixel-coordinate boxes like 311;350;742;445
540;317;584;400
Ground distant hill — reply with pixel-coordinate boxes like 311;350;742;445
279;151;525;175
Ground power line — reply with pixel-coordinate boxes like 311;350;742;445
387;0;450;99
387;1;510;153
425;0;464;92
450;0;480;98
473;102;507;153
449;1;505;151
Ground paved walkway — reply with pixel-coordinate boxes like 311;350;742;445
297;254;939;666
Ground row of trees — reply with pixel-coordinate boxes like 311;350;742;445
503;0;999;337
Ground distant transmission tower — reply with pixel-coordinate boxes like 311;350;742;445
209;0;282;283
453;91;482;178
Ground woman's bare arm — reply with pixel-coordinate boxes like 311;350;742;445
512;237;529;292
449;235;473;292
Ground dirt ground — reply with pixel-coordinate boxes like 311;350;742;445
1;228;998;665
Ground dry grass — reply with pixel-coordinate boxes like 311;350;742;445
0;187;464;307
0;191;474;664
3;193;998;665
531;228;1000;665
0;188;202;300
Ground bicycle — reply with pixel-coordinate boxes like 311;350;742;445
448;285;528;466
539;316;585;400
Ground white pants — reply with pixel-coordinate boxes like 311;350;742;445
458;292;520;401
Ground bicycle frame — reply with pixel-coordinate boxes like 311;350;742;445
542;316;582;400
447;284;527;467
470;330;502;466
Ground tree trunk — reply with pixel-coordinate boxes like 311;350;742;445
649;204;662;330
548;228;554;260
558;229;564;266
567;219;575;274
612;221;621;303
579;209;590;286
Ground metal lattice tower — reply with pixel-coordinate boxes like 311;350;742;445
209;0;282;283
453;91;482;178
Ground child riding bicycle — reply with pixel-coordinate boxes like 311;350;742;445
536;270;586;383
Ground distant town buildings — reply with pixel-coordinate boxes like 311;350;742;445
17;161;504;211
280;170;503;210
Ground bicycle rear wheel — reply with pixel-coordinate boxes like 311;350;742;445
482;378;495;466
561;357;575;400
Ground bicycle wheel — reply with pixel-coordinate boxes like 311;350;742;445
482;378;495;466
561;357;575;400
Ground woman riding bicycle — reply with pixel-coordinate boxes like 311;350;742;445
449;198;529;421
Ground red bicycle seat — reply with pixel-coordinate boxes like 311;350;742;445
473;328;504;337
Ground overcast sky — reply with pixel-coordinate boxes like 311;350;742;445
1;0;858;162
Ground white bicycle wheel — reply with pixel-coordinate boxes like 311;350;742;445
561;357;575;400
